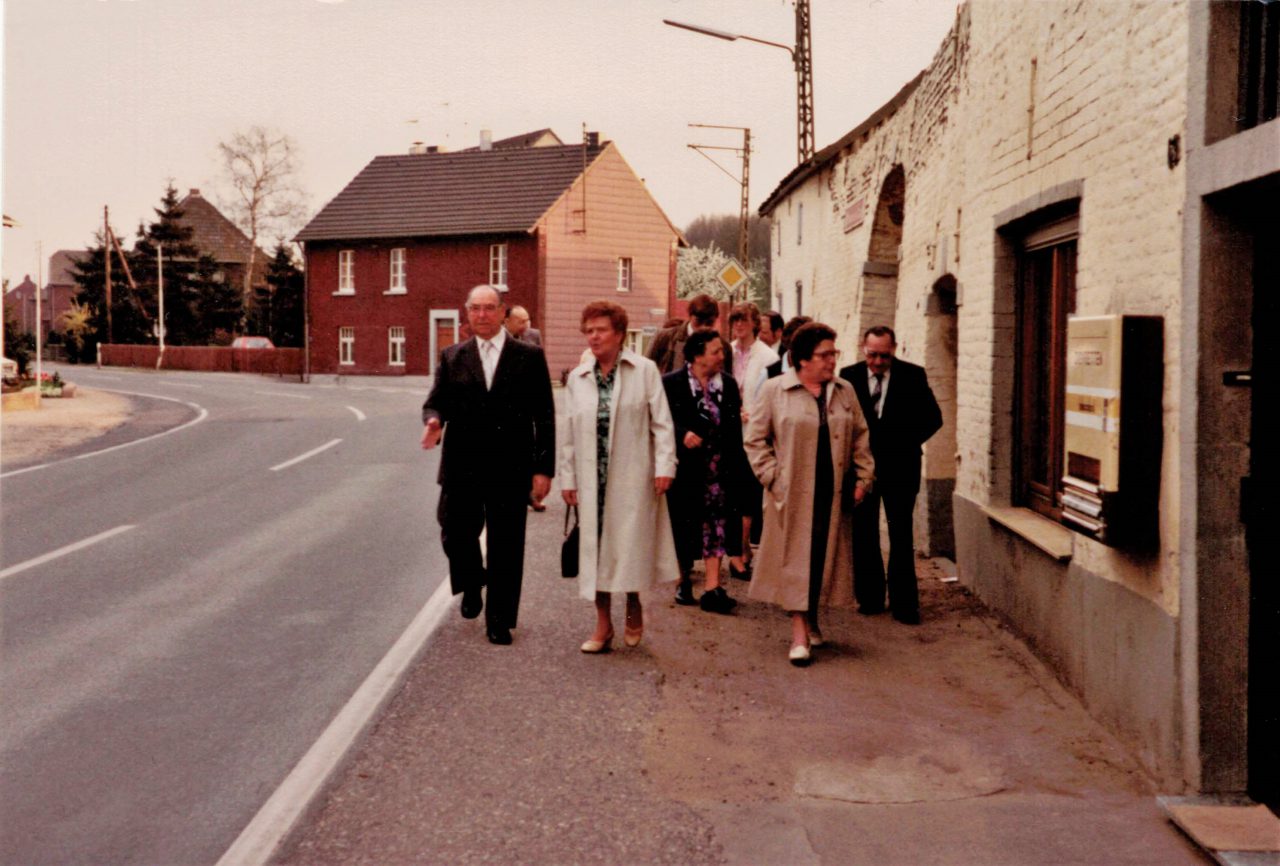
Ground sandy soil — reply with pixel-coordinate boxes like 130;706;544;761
0;388;132;464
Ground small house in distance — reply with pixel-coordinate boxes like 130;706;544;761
295;130;684;377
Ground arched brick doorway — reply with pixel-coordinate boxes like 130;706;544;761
858;165;906;338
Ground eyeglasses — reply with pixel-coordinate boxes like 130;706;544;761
467;303;501;313
864;351;893;359
812;350;842;360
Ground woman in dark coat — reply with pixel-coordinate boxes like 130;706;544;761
662;330;751;615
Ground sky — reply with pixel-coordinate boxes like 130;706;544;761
1;0;959;288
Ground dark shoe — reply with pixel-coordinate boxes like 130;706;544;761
857;604;885;616
729;561;752;581
699;586;736;615
487;625;513;645
460;588;483;620
674;578;697;606
892;610;920;625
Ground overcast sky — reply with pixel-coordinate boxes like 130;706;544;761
2;0;958;287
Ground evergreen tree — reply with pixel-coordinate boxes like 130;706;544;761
71;231;152;352
249;241;304;347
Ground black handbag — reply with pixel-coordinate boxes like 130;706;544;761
561;504;580;578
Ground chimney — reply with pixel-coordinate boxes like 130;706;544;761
585;131;599;149
409;141;428;155
427;145;448;154
189;188;202;197
479;129;493;151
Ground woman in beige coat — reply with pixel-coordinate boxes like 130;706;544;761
561;301;679;653
744;323;875;665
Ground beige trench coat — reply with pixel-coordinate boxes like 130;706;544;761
560;350;680;599
744;371;875;612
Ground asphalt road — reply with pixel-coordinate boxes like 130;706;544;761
0;366;443;866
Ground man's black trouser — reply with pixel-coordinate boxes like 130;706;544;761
851;480;919;617
438;482;529;629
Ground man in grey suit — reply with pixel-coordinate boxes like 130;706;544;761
506;305;542;347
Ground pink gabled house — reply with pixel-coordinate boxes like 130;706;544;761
296;131;685;378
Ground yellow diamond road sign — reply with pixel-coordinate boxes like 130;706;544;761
715;259;748;294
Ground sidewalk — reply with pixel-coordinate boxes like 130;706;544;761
275;507;1210;865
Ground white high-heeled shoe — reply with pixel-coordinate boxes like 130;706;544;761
788;643;811;666
580;632;614;654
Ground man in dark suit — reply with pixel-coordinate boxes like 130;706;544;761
646;293;733;378
839;325;942;624
422;285;555;645
505;305;542;347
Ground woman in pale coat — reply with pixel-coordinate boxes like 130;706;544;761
744;322;875;665
561;301;679;653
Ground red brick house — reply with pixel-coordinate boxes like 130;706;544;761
295;131;684;377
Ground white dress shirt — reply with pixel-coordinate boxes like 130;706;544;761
478;328;507;390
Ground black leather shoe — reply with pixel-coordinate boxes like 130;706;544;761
857;604;885;616
674;578;697;606
892;610;920;625
699;586;735;615
460;588;483;620
486;625;513;645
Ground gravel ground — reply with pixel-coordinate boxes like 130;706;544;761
1;387;131;464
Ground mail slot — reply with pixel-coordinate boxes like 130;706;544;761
1061;315;1163;548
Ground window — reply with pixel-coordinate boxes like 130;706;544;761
489;243;508;290
389;326;406;366
339;326;355;365
388;248;406;293
337;250;355;294
625;328;644;354
797;203;803;246
1014;213;1078;519
776;220;783;256
616;257;633;292
794;280;803;316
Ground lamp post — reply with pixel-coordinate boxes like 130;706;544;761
664;0;814;164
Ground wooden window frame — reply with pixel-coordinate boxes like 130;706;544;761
337;250;355;295
339;326;355;366
388;248;407;294
1013;213;1079;520
616;257;633;292
388;326;406;366
489;243;509;291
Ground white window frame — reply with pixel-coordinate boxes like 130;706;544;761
337;250;355;295
339;326;355;365
388;326;406;366
625;328;644;354
489;243;509;291
616;257;633;292
387;248;406;294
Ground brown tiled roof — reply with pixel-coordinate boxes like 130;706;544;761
47;249;87;287
176;190;265;264
295;143;604;243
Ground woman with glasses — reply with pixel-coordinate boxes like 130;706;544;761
744;323;875;665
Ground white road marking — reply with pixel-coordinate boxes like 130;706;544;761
253;390;313;400
0;390;208;478
216;578;455;866
345;405;366;422
0;525;137;582
161;382;205;390
269;439;342;472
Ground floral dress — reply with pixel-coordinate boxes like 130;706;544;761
594;361;618;535
689;370;729;558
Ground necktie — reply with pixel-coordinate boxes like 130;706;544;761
482;341;497;389
871;373;883;418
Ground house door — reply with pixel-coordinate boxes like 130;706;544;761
1248;216;1279;810
429;310;459;376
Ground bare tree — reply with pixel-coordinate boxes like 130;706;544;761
216;126;306;299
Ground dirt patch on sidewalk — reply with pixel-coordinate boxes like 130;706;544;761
1;388;132;464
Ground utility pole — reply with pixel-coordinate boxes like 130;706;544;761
156;242;165;369
35;241;43;398
687;124;752;299
664;0;814;164
104;206;113;344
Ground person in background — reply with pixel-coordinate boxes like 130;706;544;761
647;293;734;378
759;310;785;349
766;315;813;377
745;322;874;665
839;326;942;624
726;302;779;581
663;330;750;614
561;301;678;653
421;285;555;646
505;305;542;347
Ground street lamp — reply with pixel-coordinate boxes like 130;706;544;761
663;0;814;163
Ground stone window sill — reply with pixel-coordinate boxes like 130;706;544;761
983;504;1074;561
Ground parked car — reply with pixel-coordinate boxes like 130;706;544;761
230;336;274;349
1;356;18;379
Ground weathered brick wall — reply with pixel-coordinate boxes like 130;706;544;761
769;0;1189;611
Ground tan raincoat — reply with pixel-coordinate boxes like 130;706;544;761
744;371;874;612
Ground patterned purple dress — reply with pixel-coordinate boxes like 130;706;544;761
689;372;729;558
